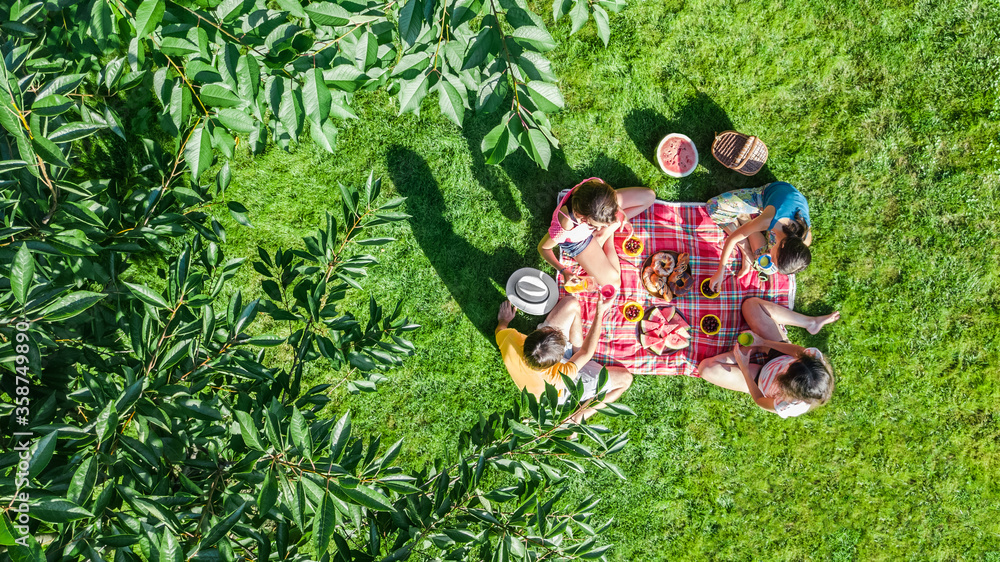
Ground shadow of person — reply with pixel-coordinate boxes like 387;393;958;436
624;90;778;202
385;146;523;340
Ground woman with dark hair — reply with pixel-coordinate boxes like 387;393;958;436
706;182;813;292
697;298;839;417
538;178;655;291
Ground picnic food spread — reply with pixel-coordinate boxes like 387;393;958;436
637;306;691;354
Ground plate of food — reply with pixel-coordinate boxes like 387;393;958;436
635;305;691;355
640;251;693;302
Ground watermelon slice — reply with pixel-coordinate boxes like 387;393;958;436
648;307;666;324
671;326;690;340
670;313;689;330
664;332;689;350
653;323;669;338
649;338;669;355
639;333;654;348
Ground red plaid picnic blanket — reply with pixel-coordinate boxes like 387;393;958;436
558;202;796;377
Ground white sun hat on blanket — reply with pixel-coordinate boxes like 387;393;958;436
505;267;559;316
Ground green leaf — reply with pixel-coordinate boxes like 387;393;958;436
185;123;212;182
511;26;557;52
481;117;517;165
258;469;278;514
520;126;552;169
134;0;165;37
31;94;74;116
215;108;255;134
310;119;338;152
39;291;105;321
95;402;118;445
436;79;465;127
228;201;253;227
200;84;242;107
324;65;367;92
124;282;170;309
235;411;266;451
305;2;351;25
552;438;594;457
275;0;306;18
161;530;183;562
48;123;106;143
303;68;331;126
397;0;423;47
593;5;610;46
329;411;352;461
463;25;502;70
476;72;507;113
341;484;394;511
27;431;58;479
31;497;93;523
289;407;309;456
569;0;589;34
157;338;191;370
508;420;536;439
90;0;112;48
30;135;70;168
200;501;249;549
397;71;430;115
67;456;97;506
11;244;34;305
313;492;337;555
248;334;285;346
525;81;565;112
552;0;571;21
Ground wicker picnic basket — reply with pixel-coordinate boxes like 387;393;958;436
711;130;768;176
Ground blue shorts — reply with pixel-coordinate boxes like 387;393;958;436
558;235;593;259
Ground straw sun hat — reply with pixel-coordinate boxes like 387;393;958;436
505;268;559;316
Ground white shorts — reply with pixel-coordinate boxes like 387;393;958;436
558;360;603;405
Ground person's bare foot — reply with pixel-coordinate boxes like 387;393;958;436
737;253;752;279
807;311;841;334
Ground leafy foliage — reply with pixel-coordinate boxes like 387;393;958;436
1;0;625;178
0;159;633;560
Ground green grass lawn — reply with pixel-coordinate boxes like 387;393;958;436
218;0;1000;557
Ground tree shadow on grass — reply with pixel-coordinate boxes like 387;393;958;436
624;89;778;202
461;110;645;256
386;146;523;340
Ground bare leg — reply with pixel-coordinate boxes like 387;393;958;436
742;297;841;341
697;352;761;394
574;234;621;289
596;225;622;280
568;366;633;423
617;187;656;219
543;296;583;347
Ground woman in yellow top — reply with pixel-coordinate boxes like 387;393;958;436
495;294;632;422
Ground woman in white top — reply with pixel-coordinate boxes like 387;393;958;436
697;297;839;417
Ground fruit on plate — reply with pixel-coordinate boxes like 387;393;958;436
648;306;670;324
664;331;689;350
622;236;644;257
700;314;721;335
657;133;698;177
621;301;644;322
